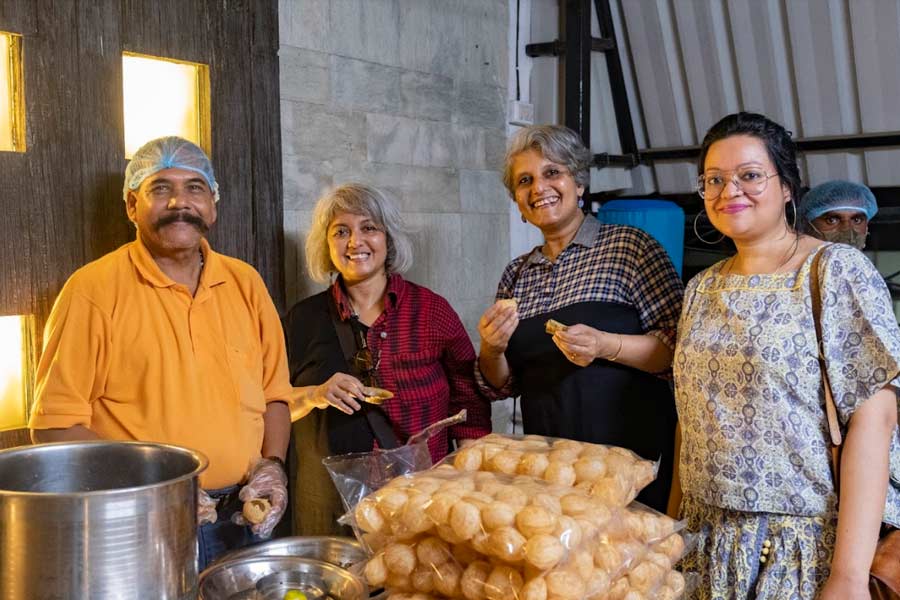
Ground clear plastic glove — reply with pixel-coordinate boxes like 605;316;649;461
230;457;287;538
197;488;218;526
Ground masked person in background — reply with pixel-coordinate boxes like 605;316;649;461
799;180;877;250
29;137;293;570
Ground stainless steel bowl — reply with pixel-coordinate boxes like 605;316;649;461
218;536;367;568
199;557;366;600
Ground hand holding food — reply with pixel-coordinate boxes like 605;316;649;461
315;372;365;414
551;324;618;367
478;299;520;356
230;457;288;538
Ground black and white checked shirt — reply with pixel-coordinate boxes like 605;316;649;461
497;214;684;349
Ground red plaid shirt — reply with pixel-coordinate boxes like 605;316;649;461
331;275;491;462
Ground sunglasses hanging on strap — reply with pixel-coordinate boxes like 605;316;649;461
810;247;900;598
326;294;400;450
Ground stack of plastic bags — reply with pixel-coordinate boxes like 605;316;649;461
349;434;693;600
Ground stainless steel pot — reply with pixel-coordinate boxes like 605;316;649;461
0;440;207;599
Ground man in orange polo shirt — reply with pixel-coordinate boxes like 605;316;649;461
29;137;293;569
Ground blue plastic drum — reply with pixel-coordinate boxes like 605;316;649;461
597;199;685;276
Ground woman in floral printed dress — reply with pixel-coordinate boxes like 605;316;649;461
674;112;900;600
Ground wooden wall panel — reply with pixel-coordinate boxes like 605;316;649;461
0;0;284;319
0;0;284;447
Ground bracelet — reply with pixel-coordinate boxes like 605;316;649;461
608;334;624;362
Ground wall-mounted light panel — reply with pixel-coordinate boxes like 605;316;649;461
0;315;35;431
122;52;210;158
0;31;25;153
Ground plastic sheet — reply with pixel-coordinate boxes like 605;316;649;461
323;410;468;516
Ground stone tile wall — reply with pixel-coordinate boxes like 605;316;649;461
279;0;511;349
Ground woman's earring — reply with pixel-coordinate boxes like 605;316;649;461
577;196;584;209
787;197;798;230
521;214;527;223
693;211;725;245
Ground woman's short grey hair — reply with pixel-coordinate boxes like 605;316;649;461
305;183;414;284
502;125;592;195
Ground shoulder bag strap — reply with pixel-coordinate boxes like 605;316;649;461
325;292;401;450
809;247;843;491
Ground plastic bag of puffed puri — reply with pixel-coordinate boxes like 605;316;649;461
592;503;688;583
365;536;616;600
356;467;645;600
601;533;698;600
352;465;617;554
324;410;468;518
443;434;658;508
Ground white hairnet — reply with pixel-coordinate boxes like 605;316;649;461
800;180;877;222
123;137;219;202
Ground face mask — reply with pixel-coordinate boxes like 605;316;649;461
821;228;867;250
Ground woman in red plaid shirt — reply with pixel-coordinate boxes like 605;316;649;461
284;183;492;535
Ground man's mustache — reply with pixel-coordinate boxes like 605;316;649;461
153;212;209;234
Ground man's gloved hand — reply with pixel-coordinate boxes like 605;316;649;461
231;457;288;539
197;488;218;526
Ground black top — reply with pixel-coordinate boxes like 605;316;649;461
283;290;379;454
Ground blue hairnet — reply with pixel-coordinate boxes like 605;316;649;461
123;136;219;203
799;180;877;222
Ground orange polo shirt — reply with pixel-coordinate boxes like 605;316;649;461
29;237;293;488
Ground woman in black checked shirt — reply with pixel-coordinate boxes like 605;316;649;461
476;125;684;512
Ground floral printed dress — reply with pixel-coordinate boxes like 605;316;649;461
674;243;900;599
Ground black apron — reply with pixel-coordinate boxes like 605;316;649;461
505;300;677;512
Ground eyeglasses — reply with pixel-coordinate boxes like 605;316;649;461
351;321;380;387
697;168;778;200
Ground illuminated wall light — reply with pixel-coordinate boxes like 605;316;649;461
122;52;210;158
0;31;26;153
0;315;35;431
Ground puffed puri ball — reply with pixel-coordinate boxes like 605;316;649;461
524;533;565;570
379;488;410;518
517;452;550;478
481;501;517;531
416;536;451;566
410;566;435;593
450;500;483;540
545;570;587;600
460;560;493;600
364;553;388;587
520;576;548;600
383;542;417;576
455;447;484;471
432;561;463;597
426;491;460;526
488;526;527;562
355;497;385;533
489;450;524;475
543;461;577;486
516;505;558;538
484;565;524;600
